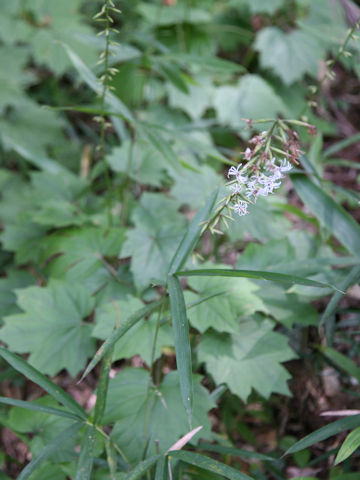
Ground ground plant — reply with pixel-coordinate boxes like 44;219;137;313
0;0;360;479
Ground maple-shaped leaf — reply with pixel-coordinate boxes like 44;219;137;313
255;27;324;85
0;280;96;377
213;74;288;131
185;263;267;333
43;227;132;304
121;193;187;291
104;368;214;465
198;317;296;401
92;296;173;364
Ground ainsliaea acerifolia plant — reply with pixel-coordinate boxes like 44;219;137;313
202;119;317;234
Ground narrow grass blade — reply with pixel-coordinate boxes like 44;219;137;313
0;397;82;421
63;43;134;123
321;265;360;328
324;133;360;158
80;300;162;380
335;426;360;464
169;189;218;274
168;451;254;480
175;269;339;290
105;438;118;480
155;456;167;480
75;425;96;480
321;347;360;383
18;422;82;480
285;415;360;455
94;347;114;426
125;454;162;480
168;275;193;426
0;347;86;419
292;173;360;256
196;443;276;462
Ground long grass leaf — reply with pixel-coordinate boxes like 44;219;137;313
94;347;114;426
155;456;167;480
175;269;340;290
321;347;360;383
0;348;86;419
18;422;82;480
321;265;360;328
169;190;218;274
335;426;360;464
196;443;276;461
285;415;360;455
168;451;254;480
168;275;193;426
292;173;360;255
75;425;96;480
0;397;82;421
125;454;162;480
80;300;162;380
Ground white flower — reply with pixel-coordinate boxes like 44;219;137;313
279;158;292;172
244;147;252;160
233;200;248;216
227;163;242;178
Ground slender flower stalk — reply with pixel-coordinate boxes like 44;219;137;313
93;0;121;227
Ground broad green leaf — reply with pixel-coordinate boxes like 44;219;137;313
0;280;96;377
213;75;288;131
168;275;193;424
257;285;318;328
184;263;266;333
321;347;360;383
227;198;292;243
0;269;34;323
198;318;296;401
231;0;285;14
0;348;86;419
0;102;67;173
138;124;181;174
137;3;211;25
92;297;173;365
171;164;223;209
169;190;218;274
255;27;324;84
164;53;243;73
0;397;81;422
81;299;162;380
335;426;360;464
107;139;168;187
18;422;82;480
122;193;186;290
292;173;360;256
168;451;253;480
285;415;360;455
105;368;214;465
167;80;212;120
175;268;338;290
75;425;96;480
43;227;131;301
125;455;162;480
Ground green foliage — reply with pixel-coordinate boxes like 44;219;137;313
198;317;296;401
0;0;359;478
1;281;96;376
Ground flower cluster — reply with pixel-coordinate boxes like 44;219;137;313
228;157;293;216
